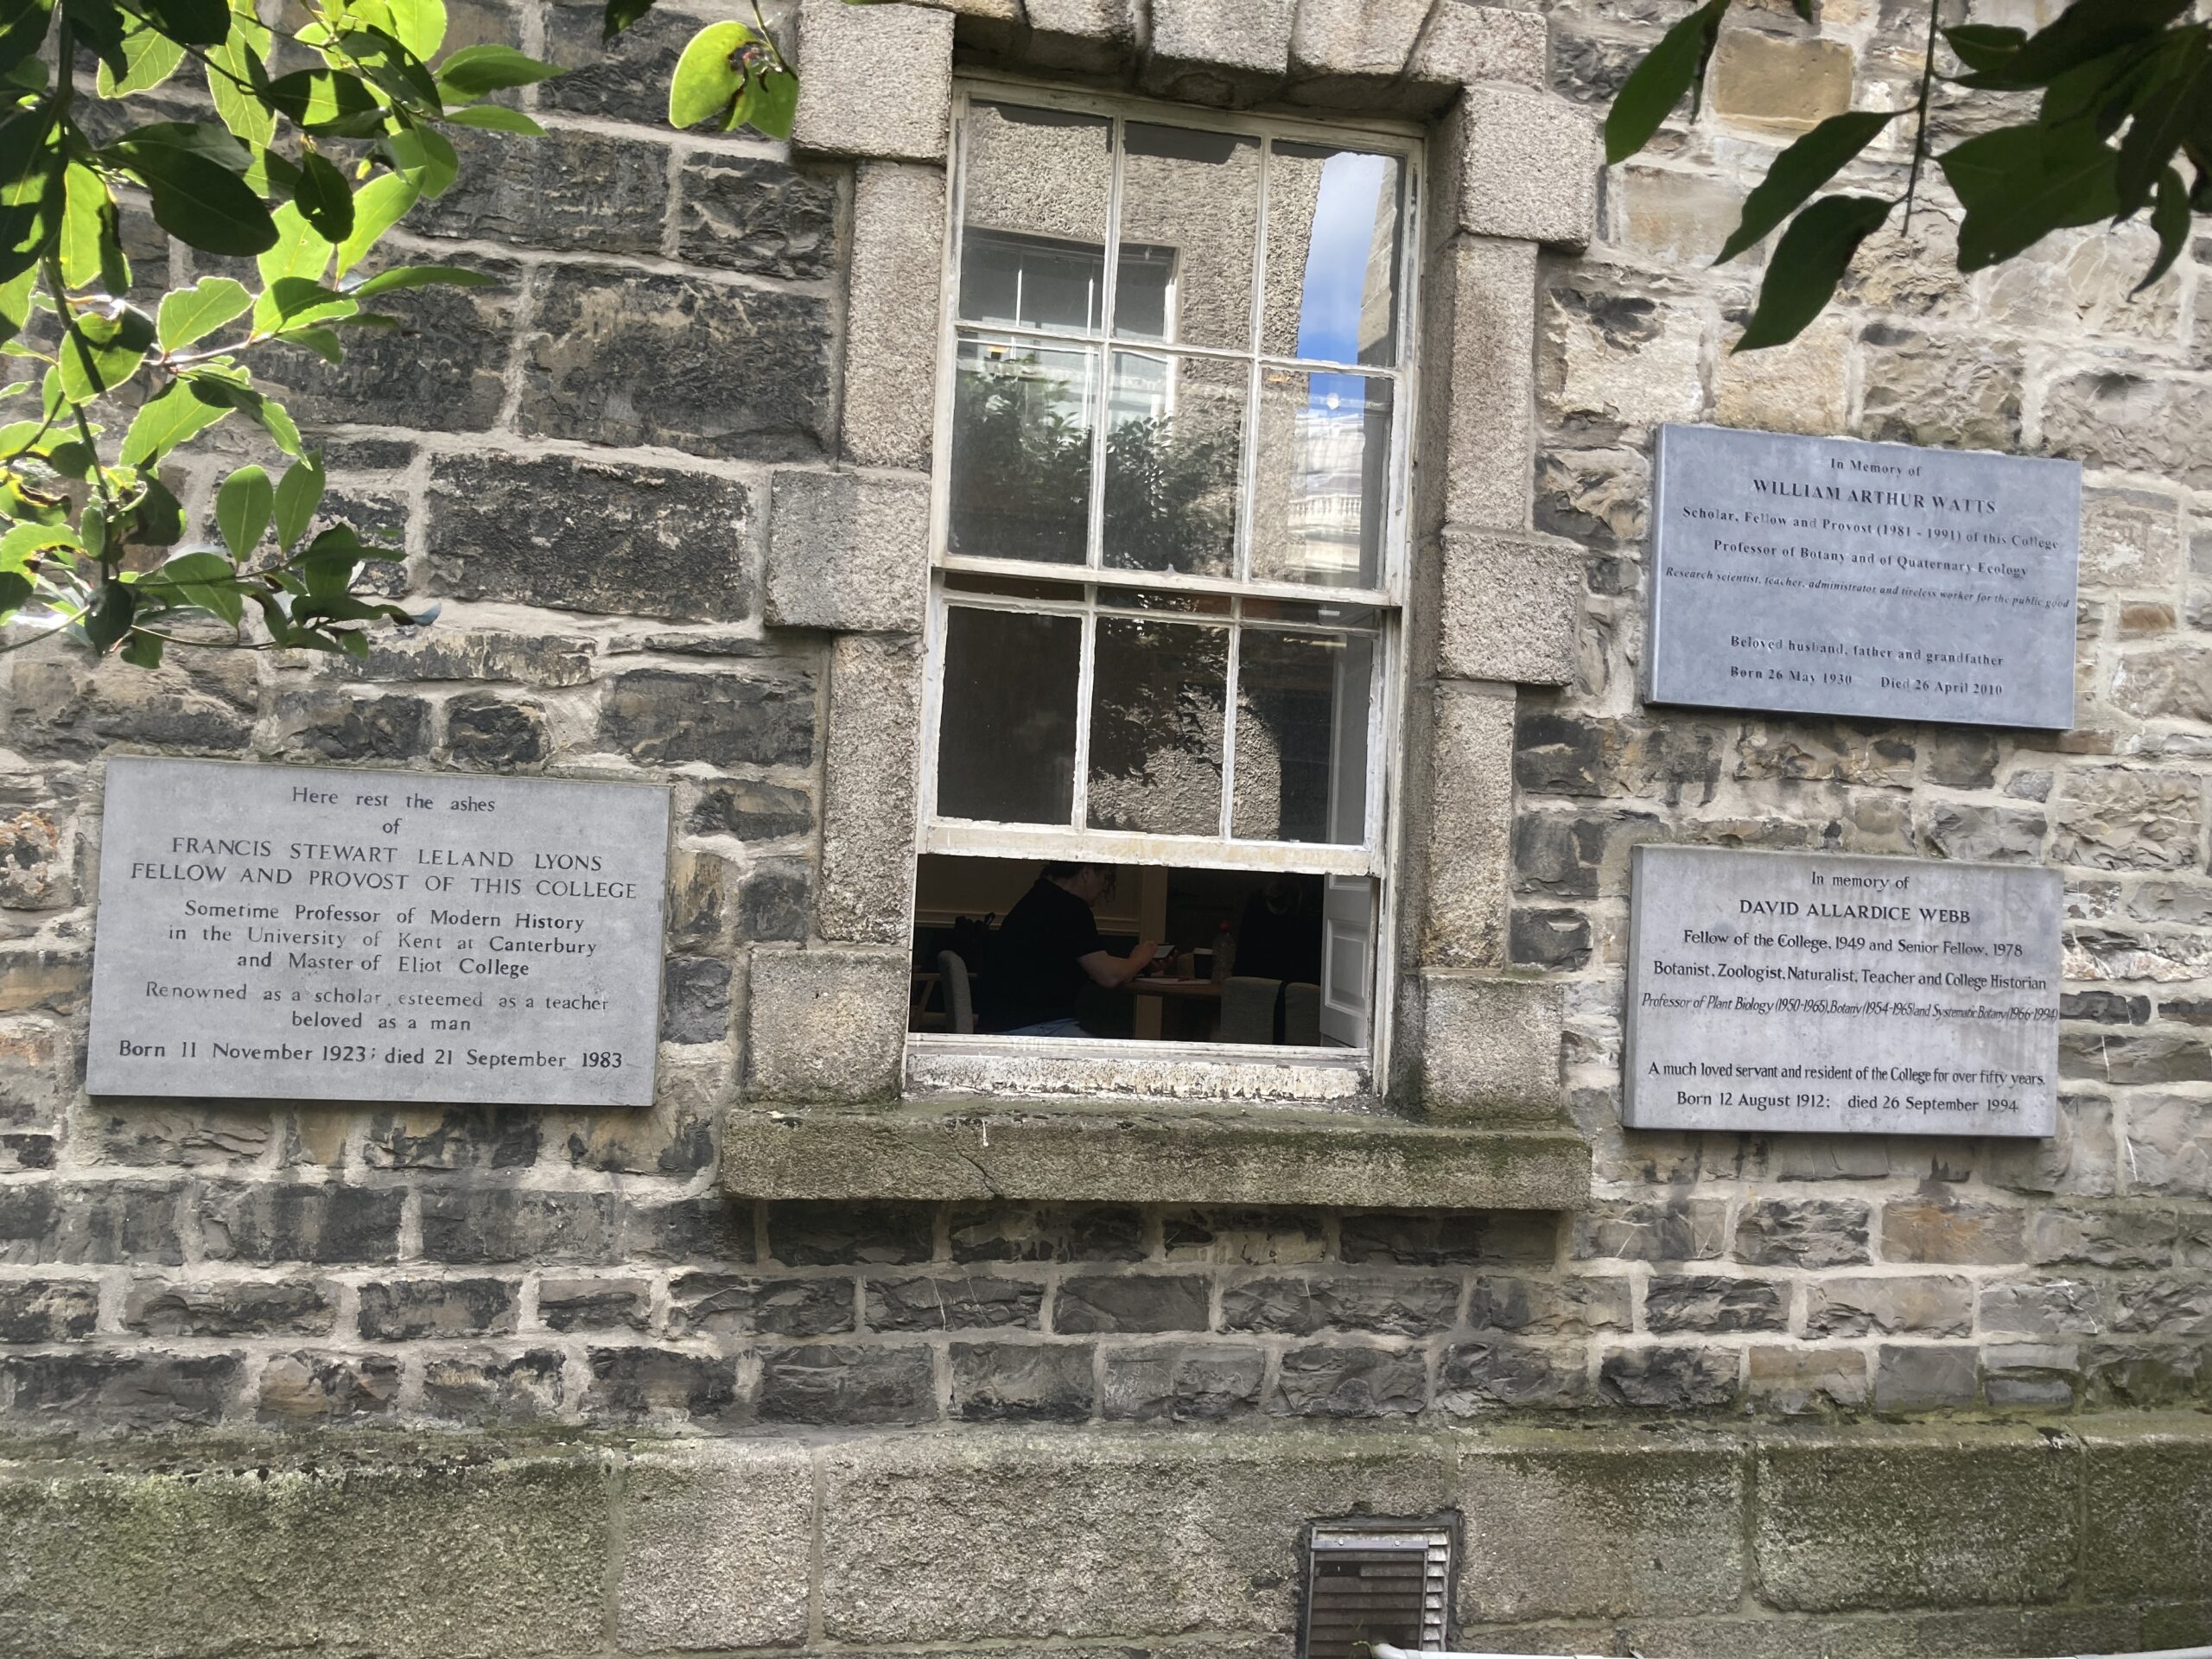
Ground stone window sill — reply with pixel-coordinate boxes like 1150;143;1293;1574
719;1099;1590;1211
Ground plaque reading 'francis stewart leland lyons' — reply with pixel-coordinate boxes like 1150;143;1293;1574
1622;846;2061;1138
86;757;670;1108
1646;424;2080;729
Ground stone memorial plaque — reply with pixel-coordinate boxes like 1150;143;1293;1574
1623;846;2060;1137
87;757;670;1107
1647;423;2080;728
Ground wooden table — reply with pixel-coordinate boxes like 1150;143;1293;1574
1132;976;1223;1001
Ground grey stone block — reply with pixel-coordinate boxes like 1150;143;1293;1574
1755;1430;2081;1611
950;1205;1146;1263
766;470;930;633
1436;1338;1591;1408
1804;1274;1974;1338
818;634;925;943
1419;970;1564;1121
274;690;431;763
757;1341;936;1425
1287;0;1428;91
2081;1422;2212;1602
766;1200;934;1266
1415;683;1516;969
258;262;518;432
1099;1343;1265;1421
661;956;733;1046
1599;1343;1740;1408
199;1184;402;1266
1143;0;1294;102
541;0;707;124
417;1190;618;1266
1053;1274;1208;1335
122;1278;334;1338
950;1341;1094;1421
599;668;817;768
521;264;831;461
1433;531;1580;684
842;162;947;469
412;125;669;255
427;452;753;624
419;1348;569;1423
442;692;548;770
585;1347;744;1426
678;155;842;279
1416;236;1537;537
1;1351;243;1427
744;948;911;1104
1222;1271;1459;1337
1269;1344;1427;1416
690;779;816;843
792;0;954;161
1459;1440;1745;1620
1644;1274;1789;1334
868;1274;1043;1331
257;1350;403;1423
537;1276;651;1334
1437;85;1600;251
618;1440;814;1650
357;1277;518;1341
0;1279;98;1342
1573;1198;1728;1262
1733;1198;1873;1268
1409;0;1550;91
1981;1342;2080;1409
666;1272;856;1338
1023;0;1142;70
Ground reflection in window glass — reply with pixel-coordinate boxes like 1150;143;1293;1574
1234;630;1373;844
1262;143;1401;366
938;607;1083;823
1249;369;1391;589
1117;123;1260;348
960;103;1111;334
1088;616;1229;836
1103;352;1244;580
948;337;1096;564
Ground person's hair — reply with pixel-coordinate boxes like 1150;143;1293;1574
1042;861;1115;893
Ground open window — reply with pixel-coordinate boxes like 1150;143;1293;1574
913;88;1418;1086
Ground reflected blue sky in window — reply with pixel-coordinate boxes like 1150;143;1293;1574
1293;151;1391;365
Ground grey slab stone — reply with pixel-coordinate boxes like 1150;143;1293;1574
617;1440;815;1650
1419;971;1565;1122
85;758;669;1108
1436;84;1598;251
743;948;910;1104
1647;424;2081;728
842;162;948;470
766;470;930;633
1622;845;2061;1136
792;0;954;161
1433;531;1580;684
818;635;925;944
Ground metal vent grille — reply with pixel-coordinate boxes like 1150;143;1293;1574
1301;1523;1452;1658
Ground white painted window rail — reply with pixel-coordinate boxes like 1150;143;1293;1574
1369;1647;2212;1659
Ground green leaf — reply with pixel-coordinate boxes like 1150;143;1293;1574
730;65;798;138
2114;29;2212;215
207;29;276;149
120;377;233;465
137;0;229;47
435;43;562;95
267;275;358;326
349;26;446;111
275;451;325;550
83;578;135;652
1941;23;2026;74
2136;164;2190;292
253;202;333;331
187;376;303;454
442;103;545;134
57;311;148;403
67;0;131;78
217;463;272;559
140;547;245;626
294;151;356;244
58;162;112;291
130;474;184;546
156;276;252;349
1605;0;1730;165
97;20;187;96
1941;123;2122;270
264;68;384;135
0;518;82;568
670;22;752;129
346;262;500;296
1715;110;1896;264
381;124;460;196
106;120;253;173
602;0;654;41
1734;193;1892;352
115;142;278;256
0;0;52;79
118;628;163;668
283;325;345;363
1955;0;2191;90
334;172;418;278
387;0;448;60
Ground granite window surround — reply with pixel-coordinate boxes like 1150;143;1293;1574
735;0;1599;1207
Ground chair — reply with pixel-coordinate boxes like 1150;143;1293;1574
1218;976;1280;1045
1283;981;1322;1046
937;950;976;1035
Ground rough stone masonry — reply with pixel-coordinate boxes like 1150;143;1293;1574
0;0;2209;1654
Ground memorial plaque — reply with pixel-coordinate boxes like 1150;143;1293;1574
1623;846;2060;1137
1647;423;2080;728
86;757;670;1107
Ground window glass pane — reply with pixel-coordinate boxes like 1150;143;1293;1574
944;571;1087;603
1233;629;1373;845
1100;587;1232;616
1249;369;1391;589
1261;143;1401;365
937;606;1083;823
1103;350;1243;580
959;103;1112;334
949;335;1096;564
1116;123;1260;348
1088;615;1228;836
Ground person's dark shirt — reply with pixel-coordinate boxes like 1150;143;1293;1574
978;878;1105;1033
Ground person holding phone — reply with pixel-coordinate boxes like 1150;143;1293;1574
978;862;1161;1037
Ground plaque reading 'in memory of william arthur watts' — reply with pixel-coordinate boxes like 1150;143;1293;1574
1623;846;2060;1138
1647;424;2080;729
86;757;670;1108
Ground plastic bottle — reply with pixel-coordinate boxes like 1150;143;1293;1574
1212;918;1233;982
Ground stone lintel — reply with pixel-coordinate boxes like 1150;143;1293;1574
719;1100;1592;1209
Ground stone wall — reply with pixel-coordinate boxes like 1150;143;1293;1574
0;0;2208;1650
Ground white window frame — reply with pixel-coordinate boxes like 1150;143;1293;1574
909;78;1424;1100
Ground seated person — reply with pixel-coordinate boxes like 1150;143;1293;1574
978;861;1160;1037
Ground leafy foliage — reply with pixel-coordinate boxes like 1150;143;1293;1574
2;0;807;666
1605;0;2209;349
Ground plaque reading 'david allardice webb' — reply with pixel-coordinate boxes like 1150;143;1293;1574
1647;424;2080;728
86;757;670;1107
1622;846;2060;1138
